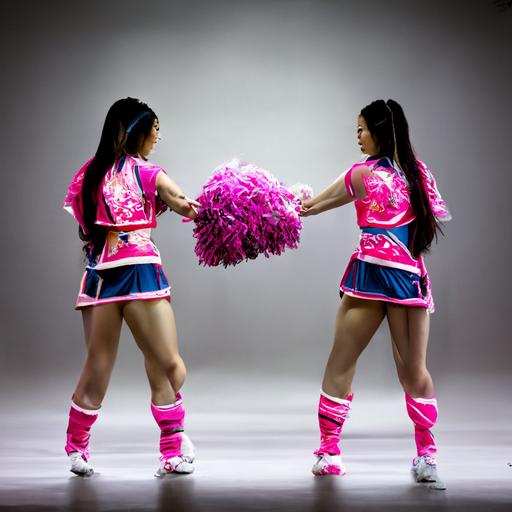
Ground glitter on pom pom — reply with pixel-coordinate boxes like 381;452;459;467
289;182;314;202
193;159;304;267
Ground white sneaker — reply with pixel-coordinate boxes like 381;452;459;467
411;455;446;490
68;452;94;477
154;455;195;477
154;433;195;477
311;454;345;476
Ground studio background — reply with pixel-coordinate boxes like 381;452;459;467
1;0;510;427
1;2;511;510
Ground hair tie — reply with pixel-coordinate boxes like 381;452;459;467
126;111;152;133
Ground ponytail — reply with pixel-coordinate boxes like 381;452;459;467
360;99;441;257
385;99;440;257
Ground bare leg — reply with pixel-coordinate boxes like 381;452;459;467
312;296;386;476
73;303;124;409
66;302;123;474
122;299;186;405
322;296;386;398
386;304;444;488
123;299;194;474
386;304;434;398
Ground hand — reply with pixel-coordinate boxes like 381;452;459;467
299;203;317;217
185;197;201;215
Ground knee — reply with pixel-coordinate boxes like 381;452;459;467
86;350;115;373
162;357;185;378
403;369;431;397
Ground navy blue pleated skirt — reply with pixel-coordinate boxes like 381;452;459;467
76;264;170;308
340;259;429;307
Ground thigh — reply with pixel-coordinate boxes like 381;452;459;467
386;303;430;371
81;302;124;360
122;299;180;364
327;295;386;370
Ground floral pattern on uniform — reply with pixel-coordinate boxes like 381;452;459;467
101;168;148;227
64;155;167;270
340;157;451;312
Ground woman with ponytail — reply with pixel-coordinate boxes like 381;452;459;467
63;98;200;477
301;99;450;488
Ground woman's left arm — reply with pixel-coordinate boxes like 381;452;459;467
156;172;200;219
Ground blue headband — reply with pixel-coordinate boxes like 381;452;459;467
126;111;152;133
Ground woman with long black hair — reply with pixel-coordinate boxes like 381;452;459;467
301;99;451;488
63;97;200;477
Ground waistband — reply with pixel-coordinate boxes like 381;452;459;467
361;225;409;246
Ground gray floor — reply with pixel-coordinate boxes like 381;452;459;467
1;376;511;512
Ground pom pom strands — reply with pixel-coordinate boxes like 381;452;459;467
289;182;313;202
193;160;304;267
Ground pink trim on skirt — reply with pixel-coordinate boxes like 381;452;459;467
76;288;171;309
340;288;429;308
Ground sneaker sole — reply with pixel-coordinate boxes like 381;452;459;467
70;468;94;477
154;461;195;477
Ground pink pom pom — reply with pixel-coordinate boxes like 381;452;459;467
289;182;314;202
193;160;303;267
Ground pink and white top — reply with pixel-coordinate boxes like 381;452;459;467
64;155;168;269
344;157;451;275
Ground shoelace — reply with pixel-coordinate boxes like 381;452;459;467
414;455;437;466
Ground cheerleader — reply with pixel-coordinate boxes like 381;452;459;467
301;100;451;488
63;97;200;477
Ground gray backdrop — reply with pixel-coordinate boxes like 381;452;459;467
1;0;511;398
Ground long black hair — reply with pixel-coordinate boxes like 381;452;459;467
360;99;440;258
80;97;157;258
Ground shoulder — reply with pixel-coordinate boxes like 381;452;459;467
415;160;438;184
416;159;431;175
345;162;373;179
345;163;373;199
128;156;167;192
133;156;167;178
129;155;166;174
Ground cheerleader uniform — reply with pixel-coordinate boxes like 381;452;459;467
340;156;451;312
64;154;171;307
313;156;450;482
63;154;195;476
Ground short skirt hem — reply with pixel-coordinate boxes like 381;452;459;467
339;287;430;309
75;263;171;310
340;257;435;313
75;288;171;309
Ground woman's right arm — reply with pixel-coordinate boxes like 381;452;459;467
300;165;371;217
156;172;200;219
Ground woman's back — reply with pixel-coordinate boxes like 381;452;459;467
64;154;168;269
346;157;450;230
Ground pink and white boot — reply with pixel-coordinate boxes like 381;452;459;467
405;393;446;489
65;401;99;476
152;392;195;477
312;391;353;476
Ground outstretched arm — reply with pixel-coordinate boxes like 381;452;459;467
300;165;371;217
156;172;200;219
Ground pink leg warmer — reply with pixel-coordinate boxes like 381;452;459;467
314;391;353;456
405;393;438;458
151;392;186;460
65;401;99;461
